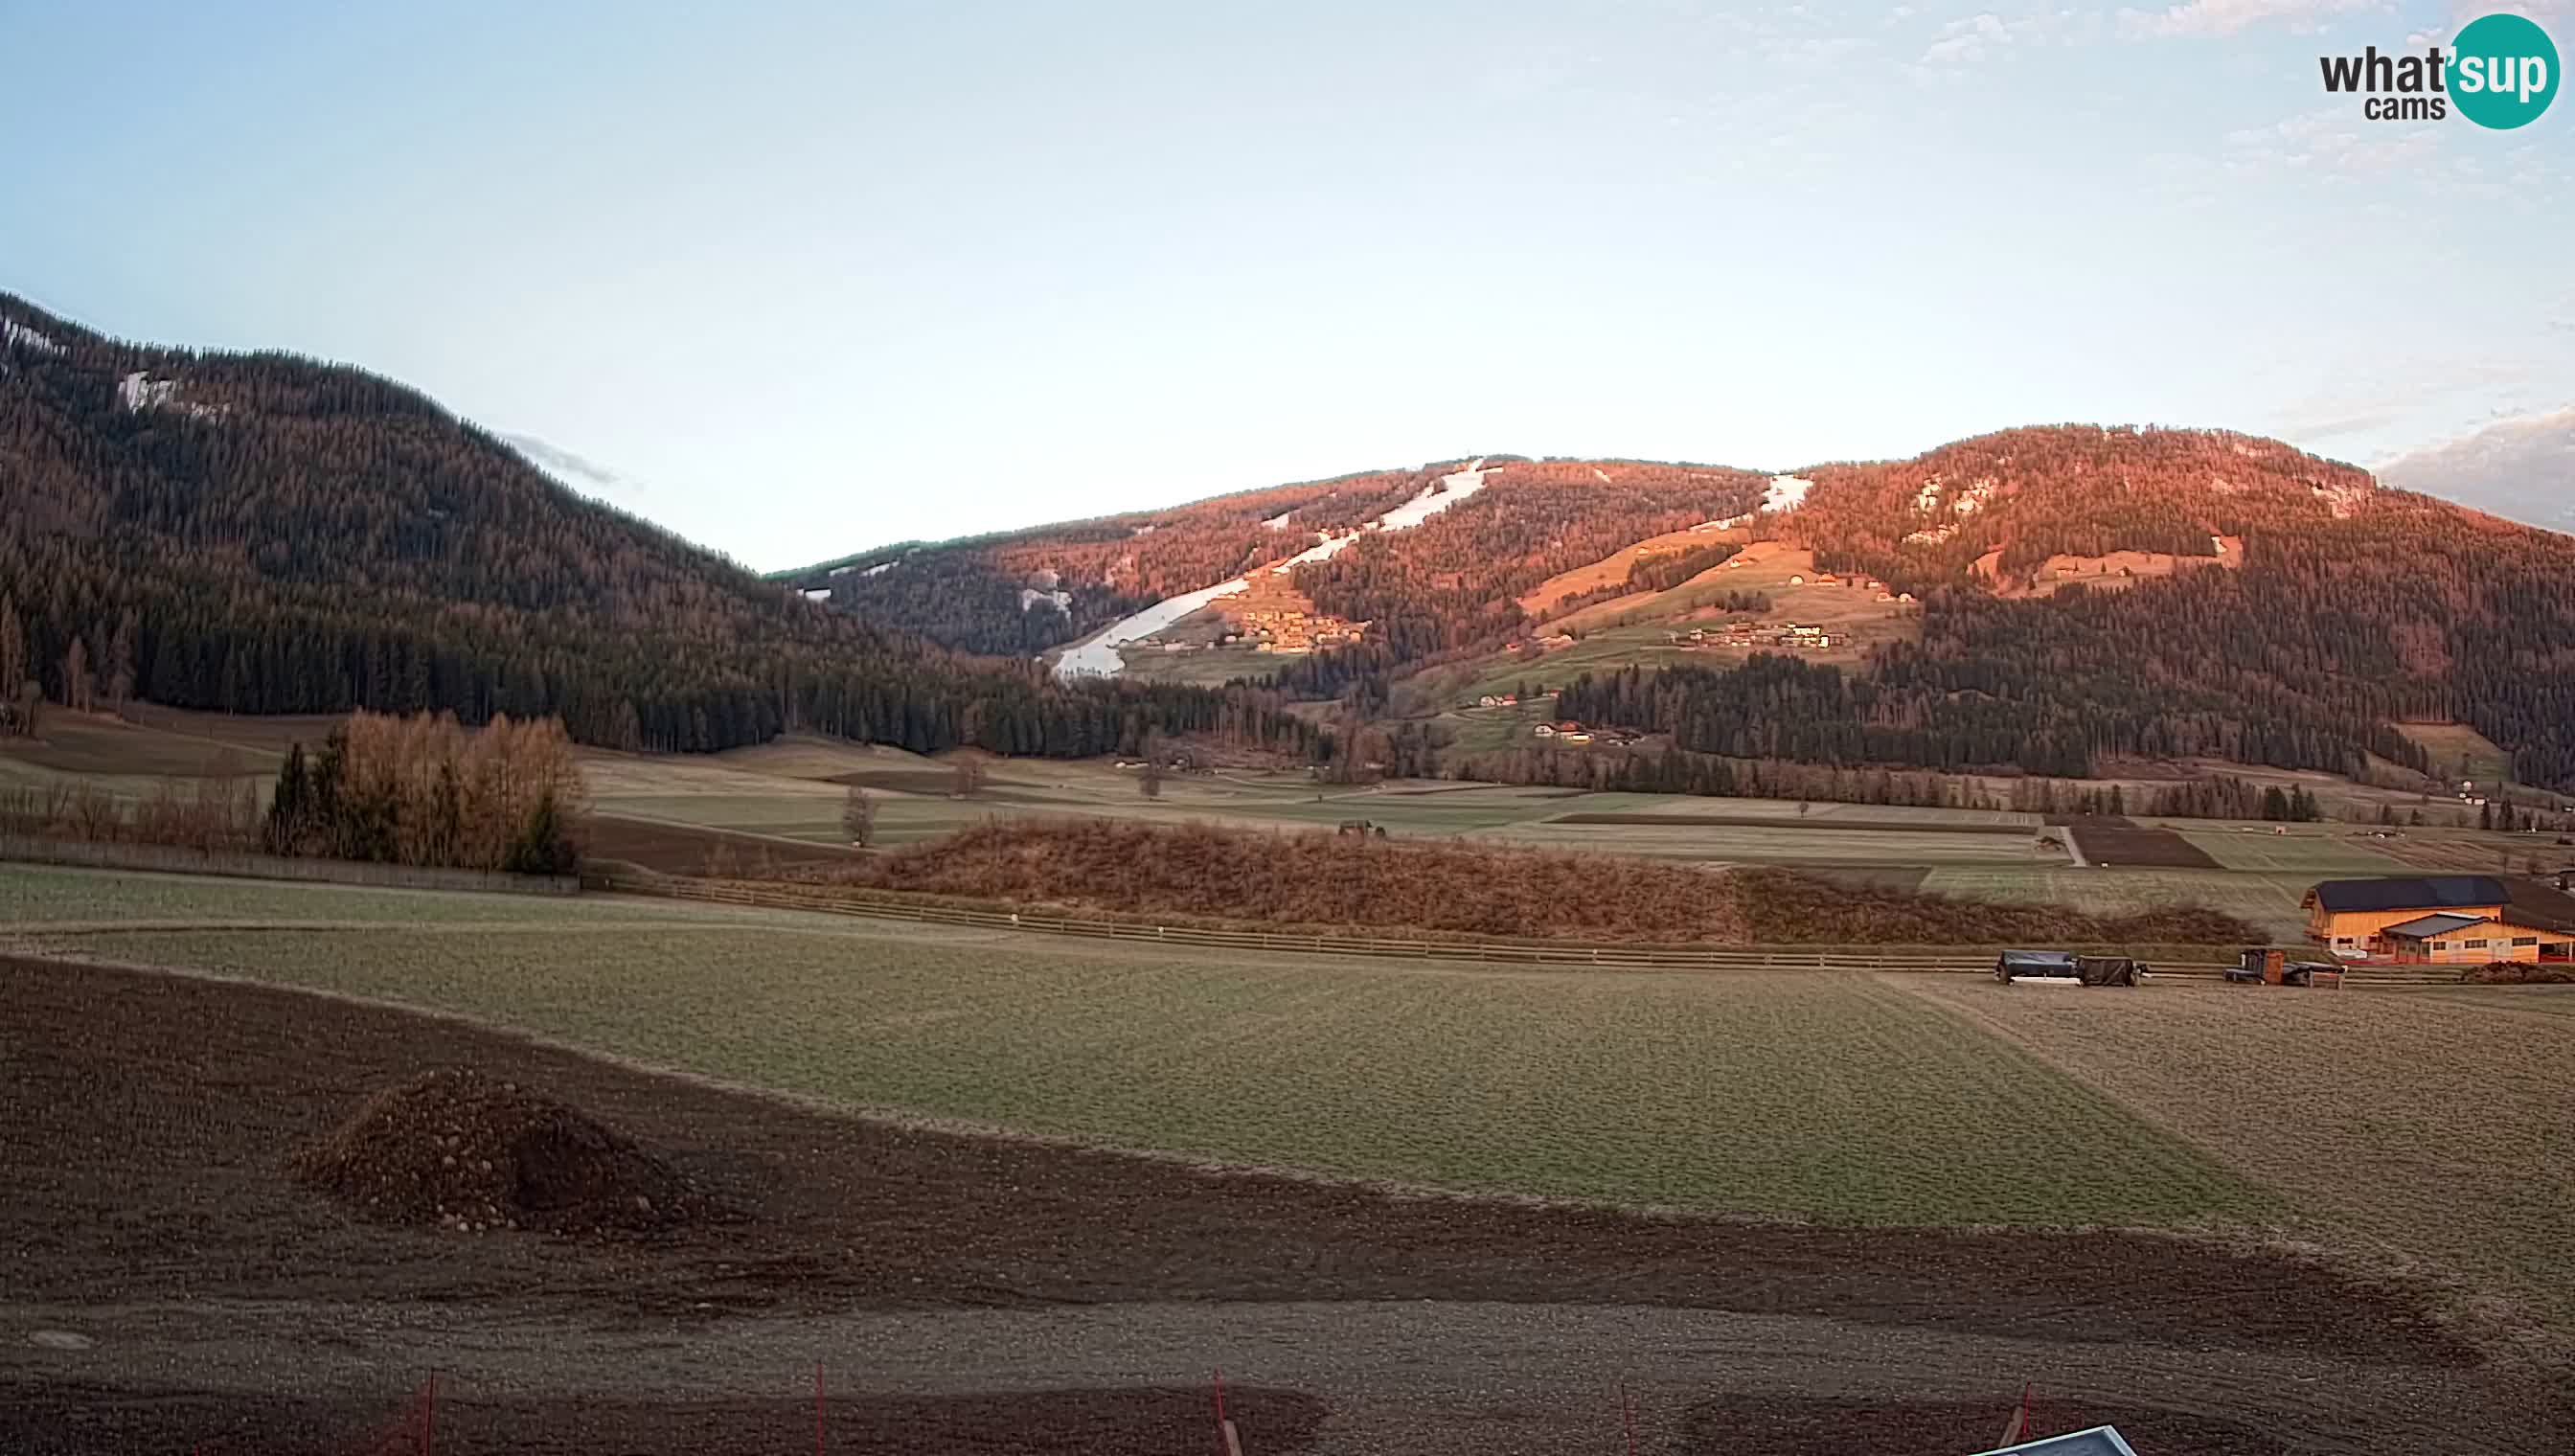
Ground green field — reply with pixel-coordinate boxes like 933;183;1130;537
2177;829;2410;875
1922;865;2317;941
4;866;2263;1228
1489;820;2058;867
2393;722;2515;791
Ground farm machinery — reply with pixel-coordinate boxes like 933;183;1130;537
2222;947;2344;987
1993;950;2148;987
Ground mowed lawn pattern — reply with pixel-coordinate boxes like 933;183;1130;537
1905;978;2575;1331
11;876;2267;1230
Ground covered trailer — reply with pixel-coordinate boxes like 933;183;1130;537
1994;950;2146;987
1994;950;2079;984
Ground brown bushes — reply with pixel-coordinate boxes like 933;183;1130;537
265;711;586;872
0;762;261;852
792;819;2261;945
2458;961;2575;985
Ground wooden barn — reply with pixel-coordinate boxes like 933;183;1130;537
2302;876;2506;956
2304;875;2575;963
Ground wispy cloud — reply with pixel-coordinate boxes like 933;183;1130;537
2116;0;2381;39
503;432;649;499
1909;8;2093;74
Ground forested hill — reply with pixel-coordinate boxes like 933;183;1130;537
0;292;1313;759
785;425;2575;792
1612;427;2575;792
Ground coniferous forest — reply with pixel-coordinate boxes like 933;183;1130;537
12;289;2573;793
0;293;1320;762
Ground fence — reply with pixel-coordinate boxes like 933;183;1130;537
0;834;580;897
593;870;2286;977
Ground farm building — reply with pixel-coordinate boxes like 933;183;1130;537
2371;912;2572;964
2303;876;2507;954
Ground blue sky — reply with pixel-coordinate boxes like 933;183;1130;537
5;0;2566;568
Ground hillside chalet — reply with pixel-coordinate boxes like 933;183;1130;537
2303;876;2574;963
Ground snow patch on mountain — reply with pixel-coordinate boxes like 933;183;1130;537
1058;460;1493;679
2;318;62;356
1762;474;1813;513
118;372;177;412
1019;587;1073;615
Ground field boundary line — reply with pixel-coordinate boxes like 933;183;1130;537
0;834;578;896
592;870;2249;975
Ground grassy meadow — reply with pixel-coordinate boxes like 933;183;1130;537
4;865;2262;1228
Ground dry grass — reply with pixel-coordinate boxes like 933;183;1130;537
785;819;2259;945
1902;977;2575;1345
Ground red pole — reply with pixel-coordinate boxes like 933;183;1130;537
815;1363;826;1456
1621;1380;1637;1456
420;1373;437;1456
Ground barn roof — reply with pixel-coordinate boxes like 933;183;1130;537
2378;913;2488;940
1972;1426;2139;1456
2304;876;2506;913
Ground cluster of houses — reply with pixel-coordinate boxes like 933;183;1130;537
1745;559;1915;604
1214;603;1364;653
1673;622;1837;652
1530;719;1640;746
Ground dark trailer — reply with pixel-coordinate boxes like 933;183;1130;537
1994;950;2146;987
1994;949;2078;983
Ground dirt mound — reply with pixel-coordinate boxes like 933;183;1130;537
292;1070;708;1235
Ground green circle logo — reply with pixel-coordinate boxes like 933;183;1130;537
2451;13;2559;128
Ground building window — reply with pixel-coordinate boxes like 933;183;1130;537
2514;937;2539;947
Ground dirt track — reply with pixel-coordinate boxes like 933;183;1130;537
4;957;2568;1454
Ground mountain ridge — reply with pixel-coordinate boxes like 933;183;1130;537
0;289;1316;762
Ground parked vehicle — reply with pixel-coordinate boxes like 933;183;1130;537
1994;951;2146;987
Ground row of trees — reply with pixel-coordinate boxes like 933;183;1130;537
263;711;583;873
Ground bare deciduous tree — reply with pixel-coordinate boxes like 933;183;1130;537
61;637;92;715
841;785;877;846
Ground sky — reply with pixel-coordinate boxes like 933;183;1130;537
4;0;2568;569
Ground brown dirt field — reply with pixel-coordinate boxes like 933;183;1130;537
584;813;872;876
2062;817;2223;869
5;957;2567;1454
4;1383;1330;1456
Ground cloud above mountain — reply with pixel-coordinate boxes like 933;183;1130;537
2373;407;2575;533
502;433;648;500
